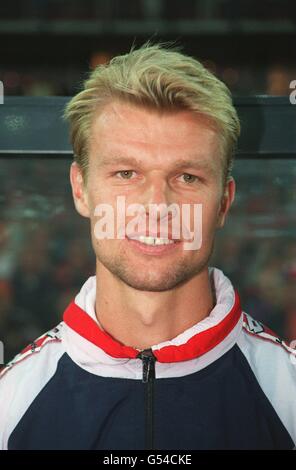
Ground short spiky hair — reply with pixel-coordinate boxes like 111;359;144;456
63;42;240;185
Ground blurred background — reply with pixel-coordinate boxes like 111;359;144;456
0;0;296;362
1;0;296;97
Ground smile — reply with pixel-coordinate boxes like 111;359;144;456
128;235;175;246
126;235;181;255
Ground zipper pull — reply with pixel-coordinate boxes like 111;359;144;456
137;348;156;383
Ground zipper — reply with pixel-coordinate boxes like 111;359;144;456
137;348;156;450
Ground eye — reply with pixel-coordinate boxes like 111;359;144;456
180;173;199;184
116;170;135;179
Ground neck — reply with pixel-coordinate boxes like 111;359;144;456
95;263;215;351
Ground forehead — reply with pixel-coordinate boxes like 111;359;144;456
89;101;221;170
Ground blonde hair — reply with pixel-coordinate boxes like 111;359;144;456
64;42;240;185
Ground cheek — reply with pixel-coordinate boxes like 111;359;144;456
87;183;117;216
199;199;221;238
207;198;221;221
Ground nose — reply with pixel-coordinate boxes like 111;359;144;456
140;175;178;230
142;175;170;210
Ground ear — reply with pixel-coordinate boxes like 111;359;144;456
69;162;90;218
216;177;236;228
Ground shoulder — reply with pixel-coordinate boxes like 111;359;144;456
0;323;64;379
237;312;296;445
0;323;65;450
239;312;296;363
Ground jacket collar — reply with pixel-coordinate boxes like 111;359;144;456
63;267;242;366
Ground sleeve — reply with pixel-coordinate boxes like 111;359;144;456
0;330;64;450
237;314;296;446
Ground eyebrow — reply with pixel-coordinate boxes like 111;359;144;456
98;155;215;174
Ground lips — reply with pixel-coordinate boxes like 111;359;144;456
126;231;180;242
127;235;175;246
126;237;181;255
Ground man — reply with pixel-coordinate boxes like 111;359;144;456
1;43;296;450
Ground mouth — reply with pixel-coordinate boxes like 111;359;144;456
126;235;182;255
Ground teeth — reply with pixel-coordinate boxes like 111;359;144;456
130;236;174;246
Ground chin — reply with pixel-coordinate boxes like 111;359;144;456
121;278;180;292
116;267;200;292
